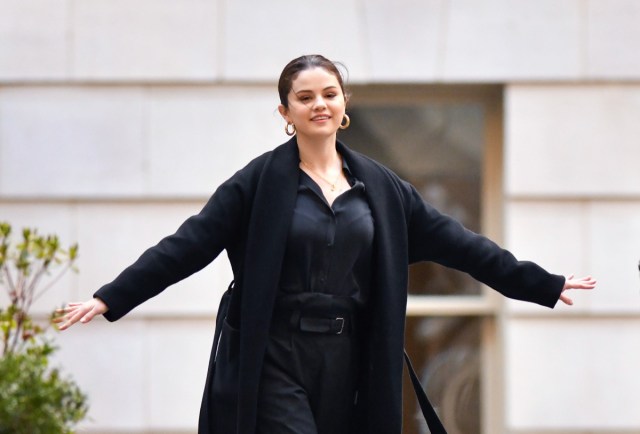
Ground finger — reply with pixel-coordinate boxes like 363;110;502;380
55;302;83;314
59;306;89;330
60;302;84;311
567;280;597;290
80;308;99;323
559;293;573;306
57;314;77;330
576;275;596;283
564;275;597;290
53;307;78;323
55;306;77;315
57;319;71;331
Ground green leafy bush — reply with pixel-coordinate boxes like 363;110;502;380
0;343;88;434
0;222;88;434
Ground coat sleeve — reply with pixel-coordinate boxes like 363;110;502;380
94;168;255;321
405;183;564;308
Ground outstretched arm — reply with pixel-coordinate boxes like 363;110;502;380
405;184;596;308
54;297;109;331
58;169;251;323
558;274;597;305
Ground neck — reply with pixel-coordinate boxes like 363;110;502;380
296;134;339;169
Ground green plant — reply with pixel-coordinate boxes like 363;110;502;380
0;221;88;434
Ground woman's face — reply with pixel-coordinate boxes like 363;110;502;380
279;67;346;140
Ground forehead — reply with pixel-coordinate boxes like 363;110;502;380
291;67;340;92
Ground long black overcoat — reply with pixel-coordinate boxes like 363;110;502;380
95;137;564;434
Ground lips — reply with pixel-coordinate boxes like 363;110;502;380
311;115;331;121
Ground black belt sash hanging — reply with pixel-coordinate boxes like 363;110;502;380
404;350;448;434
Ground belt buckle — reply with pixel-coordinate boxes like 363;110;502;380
335;317;345;334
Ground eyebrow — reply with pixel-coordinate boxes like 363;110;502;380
293;86;338;94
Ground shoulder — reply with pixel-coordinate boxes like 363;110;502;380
223;139;295;187
338;140;414;201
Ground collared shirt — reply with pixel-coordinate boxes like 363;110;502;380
277;160;374;304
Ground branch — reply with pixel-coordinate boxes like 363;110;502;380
1;314;10;356
33;262;73;303
24;261;47;312
8;308;24;355
15;271;27;306
2;263;17;298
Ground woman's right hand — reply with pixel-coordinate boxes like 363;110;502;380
54;298;109;331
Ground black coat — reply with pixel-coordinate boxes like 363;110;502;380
95;137;564;433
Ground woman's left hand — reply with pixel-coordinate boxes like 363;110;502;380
559;274;597;305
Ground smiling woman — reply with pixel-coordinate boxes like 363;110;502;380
278;63;352;206
279;68;345;137
54;54;595;434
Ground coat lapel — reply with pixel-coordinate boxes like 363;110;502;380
339;141;409;432
236;137;300;432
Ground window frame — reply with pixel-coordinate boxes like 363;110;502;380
345;84;504;433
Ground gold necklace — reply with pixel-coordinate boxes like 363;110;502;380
300;159;342;192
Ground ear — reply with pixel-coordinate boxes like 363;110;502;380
278;104;289;122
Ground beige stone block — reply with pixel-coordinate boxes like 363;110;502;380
588;0;640;78
0;87;146;197
588;202;640;312
505;85;640;196
148;86;282;196
0;203;77;314
75;203;232;316
0;0;69;80
72;0;218;80
444;0;582;80
222;0;368;81
363;0;442;81
505;201;586;273
505;200;640;315
503;201;590;313
147;319;214;429
52;319;148;431
506;318;640;429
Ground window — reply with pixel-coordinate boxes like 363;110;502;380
340;85;503;434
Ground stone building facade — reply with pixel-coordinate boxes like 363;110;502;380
1;1;639;433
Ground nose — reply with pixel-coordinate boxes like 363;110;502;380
312;95;327;110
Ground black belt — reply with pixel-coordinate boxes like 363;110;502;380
299;315;350;334
272;293;358;335
272;308;355;335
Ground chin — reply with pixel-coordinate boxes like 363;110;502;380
299;127;339;138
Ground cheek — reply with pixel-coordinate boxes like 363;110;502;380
330;99;346;112
290;102;309;114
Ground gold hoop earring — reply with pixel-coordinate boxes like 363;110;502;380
285;122;296;136
339;114;351;130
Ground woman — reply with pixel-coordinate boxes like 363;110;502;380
55;54;596;434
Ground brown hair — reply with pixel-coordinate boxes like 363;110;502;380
278;54;349;109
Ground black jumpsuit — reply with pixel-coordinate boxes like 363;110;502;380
256;162;374;434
